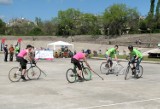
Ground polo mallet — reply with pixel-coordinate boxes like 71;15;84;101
91;70;104;80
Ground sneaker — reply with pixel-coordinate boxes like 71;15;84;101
21;75;27;81
78;76;83;82
131;67;136;75
136;70;140;76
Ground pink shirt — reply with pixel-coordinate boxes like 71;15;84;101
73;52;85;60
18;49;28;57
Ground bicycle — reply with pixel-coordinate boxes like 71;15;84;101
8;61;47;82
100;61;124;76
66;61;92;83
124;57;143;80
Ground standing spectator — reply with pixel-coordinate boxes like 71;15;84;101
15;45;20;61
138;39;142;45
9;44;14;61
135;40;138;45
86;49;91;54
3;44;8;62
74;50;77;55
54;52;59;58
82;49;85;53
68;50;73;58
99;49;102;55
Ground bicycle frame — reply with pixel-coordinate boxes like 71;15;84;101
27;62;47;77
124;57;143;80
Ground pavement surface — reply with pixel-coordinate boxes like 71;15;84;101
0;55;160;109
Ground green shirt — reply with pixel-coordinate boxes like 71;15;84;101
130;49;143;58
15;46;20;53
106;48;116;58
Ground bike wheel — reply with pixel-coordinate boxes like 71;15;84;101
136;65;143;78
27;66;41;80
100;62;109;74
82;67;92;81
124;66;132;80
113;64;124;76
8;67;21;82
66;68;77;83
119;67;126;75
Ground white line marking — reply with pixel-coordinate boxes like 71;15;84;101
76;98;160;109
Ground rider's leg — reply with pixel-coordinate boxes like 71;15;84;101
136;58;142;72
110;58;113;68
107;57;113;70
77;69;83;78
20;59;27;80
71;58;83;78
130;57;136;75
131;57;136;69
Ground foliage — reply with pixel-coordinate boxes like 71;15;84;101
29;27;43;36
0;19;6;35
4;1;160;36
103;4;139;37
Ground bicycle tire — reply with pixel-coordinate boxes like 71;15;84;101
27;66;41;80
124;66;132;80
8;67;21;82
66;68;77;83
100;62;109;74
119;67;126;75
136;65;143;78
112;64;124;76
82;67;92;81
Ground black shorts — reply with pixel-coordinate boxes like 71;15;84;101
17;56;28;69
71;58;82;70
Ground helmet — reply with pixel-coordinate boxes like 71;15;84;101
115;45;118;49
128;45;133;50
26;44;32;49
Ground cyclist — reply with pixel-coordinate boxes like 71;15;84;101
128;45;143;75
71;52;93;81
17;44;33;81
105;45;119;72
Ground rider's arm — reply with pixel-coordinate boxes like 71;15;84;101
135;52;139;60
114;54;118;61
108;52;110;57
83;57;92;70
25;51;32;62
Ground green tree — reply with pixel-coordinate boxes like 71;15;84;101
149;0;155;18
56;8;82;36
6;18;35;35
35;17;43;27
156;0;160;20
79;13;101;35
103;4;139;37
41;21;56;35
29;27;43;36
155;0;160;29
146;0;156;30
0;19;6;35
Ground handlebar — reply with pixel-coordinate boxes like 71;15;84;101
27;60;37;65
79;61;85;63
126;56;138;63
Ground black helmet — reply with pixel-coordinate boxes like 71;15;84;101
26;44;32;49
128;45;133;50
115;45;118;48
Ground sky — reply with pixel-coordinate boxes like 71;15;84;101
0;0;157;22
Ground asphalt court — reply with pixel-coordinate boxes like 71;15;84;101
0;56;160;109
